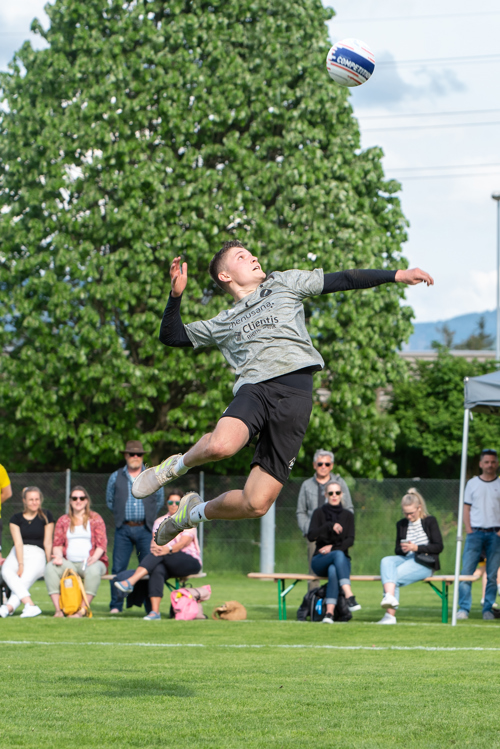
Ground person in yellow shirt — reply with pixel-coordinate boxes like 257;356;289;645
0;464;13;562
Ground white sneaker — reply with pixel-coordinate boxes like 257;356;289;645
322;613;334;623
20;604;42;618
380;593;399;609
155;492;203;546
0;604;11;618
131;454;184;498
377;613;397;625
456;609;469;620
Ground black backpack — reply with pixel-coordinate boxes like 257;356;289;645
296;584;352;623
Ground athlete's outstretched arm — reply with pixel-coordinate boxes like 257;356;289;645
321;267;433;294
158;256;194;348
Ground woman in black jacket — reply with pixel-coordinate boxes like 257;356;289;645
307;481;361;622
378;487;444;625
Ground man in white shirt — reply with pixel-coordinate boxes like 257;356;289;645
457;449;500;620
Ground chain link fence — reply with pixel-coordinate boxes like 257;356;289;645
2;473;461;574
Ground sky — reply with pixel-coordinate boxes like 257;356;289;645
0;1;499;324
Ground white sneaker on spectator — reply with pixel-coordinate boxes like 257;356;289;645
20;604;41;618
0;604;11;618
322;613;334;623
377;613;396;625
380;593;399;609
456;609;469;620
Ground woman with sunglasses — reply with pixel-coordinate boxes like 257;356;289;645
307;481;360;622
0;486;54;618
114;491;202;620
378;488;443;624
44;486;108;617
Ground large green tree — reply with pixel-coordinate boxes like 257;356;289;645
0;0;411;476
389;351;500;478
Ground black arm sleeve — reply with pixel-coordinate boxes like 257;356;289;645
321;269;397;294
307;509;330;543
158;293;194;348
417;517;444;556
339;511;355;552
395;519;407;556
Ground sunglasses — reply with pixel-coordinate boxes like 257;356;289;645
327;490;342;496
127;453;144;458
480;449;497;456
167;500;180;506
70;495;87;501
317;462;332;467
403;510;418;517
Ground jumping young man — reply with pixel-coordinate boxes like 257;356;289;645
132;240;433;545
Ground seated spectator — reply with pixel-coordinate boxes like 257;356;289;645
307;481;361;622
114;492;201;620
44;486;108;617
0;487;54;618
377;487;443;625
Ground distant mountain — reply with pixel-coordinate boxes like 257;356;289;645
405;309;496;351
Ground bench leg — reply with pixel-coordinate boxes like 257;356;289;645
426;581;449;624
276;580;301;621
277;579;284;621
442;581;449;624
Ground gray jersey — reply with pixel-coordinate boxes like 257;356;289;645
185;269;325;394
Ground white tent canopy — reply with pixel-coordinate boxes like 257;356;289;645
451;370;500;625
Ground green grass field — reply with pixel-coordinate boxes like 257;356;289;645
1;573;500;748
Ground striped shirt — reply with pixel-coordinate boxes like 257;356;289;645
405;518;429;553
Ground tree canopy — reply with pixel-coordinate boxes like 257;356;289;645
389;352;500;478
0;0;412;476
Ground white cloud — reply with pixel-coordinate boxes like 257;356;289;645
2;0;499;327
0;2;52;70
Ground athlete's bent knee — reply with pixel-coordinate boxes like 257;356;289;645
244;496;275;519
207;437;237;461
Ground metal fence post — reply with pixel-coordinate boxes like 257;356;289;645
65;469;71;513
260;501;275;574
199;471;204;566
451;407;470;626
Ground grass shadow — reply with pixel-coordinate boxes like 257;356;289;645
57;674;194;699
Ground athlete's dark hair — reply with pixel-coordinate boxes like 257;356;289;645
209;239;246;289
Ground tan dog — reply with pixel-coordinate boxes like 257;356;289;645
211;601;247;621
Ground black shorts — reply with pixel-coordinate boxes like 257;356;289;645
221;380;313;484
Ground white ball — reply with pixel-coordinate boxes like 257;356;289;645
326;38;375;88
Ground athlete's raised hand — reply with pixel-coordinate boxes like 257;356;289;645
170;256;188;297
395;268;434;286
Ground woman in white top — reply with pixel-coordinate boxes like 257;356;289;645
377;488;443;625
0;487;54;618
44;486;108;617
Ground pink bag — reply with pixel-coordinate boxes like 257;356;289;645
170;585;211;621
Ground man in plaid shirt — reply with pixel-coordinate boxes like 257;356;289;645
106;440;164;613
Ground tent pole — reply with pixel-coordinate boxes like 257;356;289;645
451;407;470;626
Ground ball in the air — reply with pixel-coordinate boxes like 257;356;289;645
326;38;375;87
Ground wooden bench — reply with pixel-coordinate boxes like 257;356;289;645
247;573;478;624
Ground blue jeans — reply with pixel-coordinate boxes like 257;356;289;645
110;524;152;611
380;554;430;602
311;550;351;604
459;530;500;614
